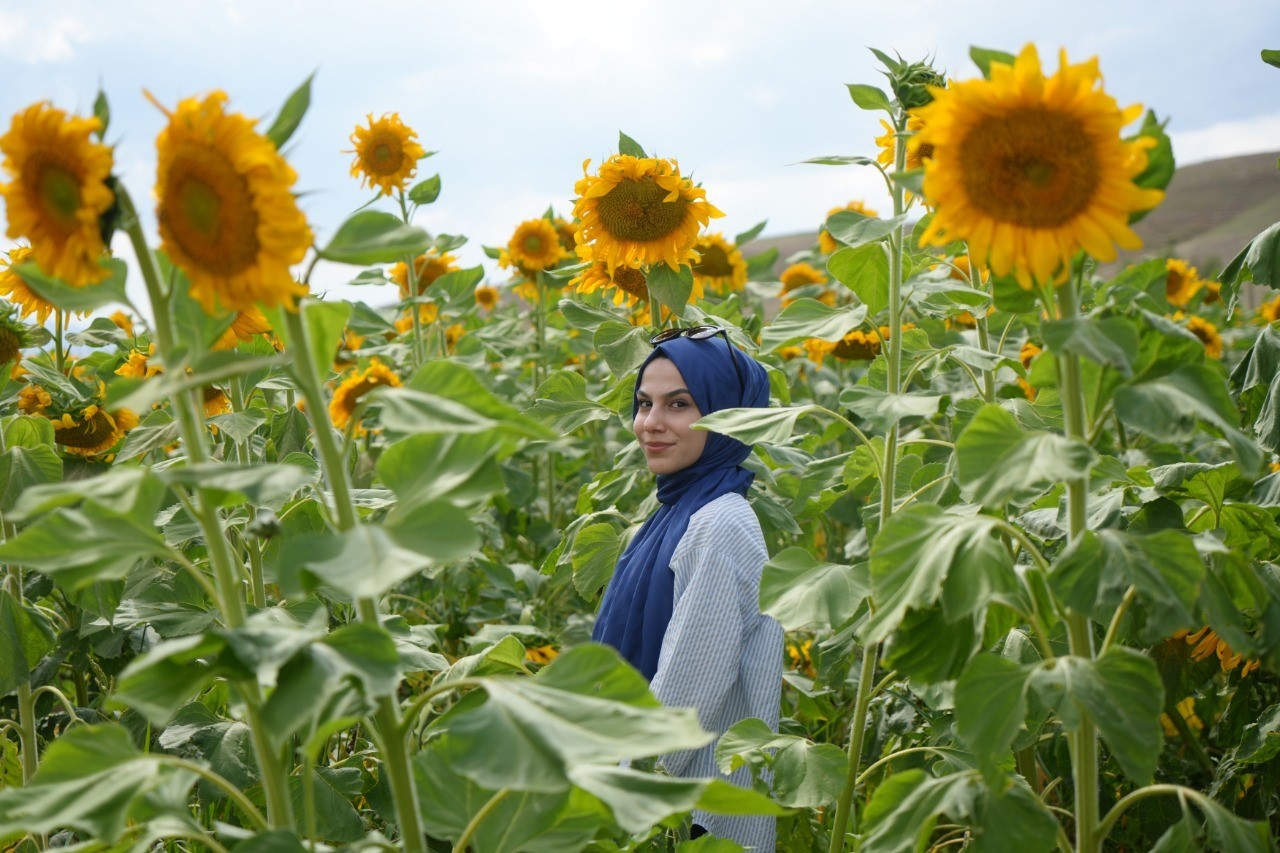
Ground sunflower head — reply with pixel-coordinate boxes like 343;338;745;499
50;403;133;457
214;306;275;350
505;218;569;273
151;90;311;315
330;359;402;435
0;245;60;324
347;113;426;196
1260;295;1280;325
572;154;723;273
203;385;231;418
1183;314;1223;359
393;303;439;338
553;217;577;254
819;201;880;254
779;262;831;306
109;310;135;336
17;382;51;414
1165;258;1203;307
0;102;114;286
115;346;161;379
475;283;499;311
915;44;1165;287
876;115;934;173
0;304;34;366
392;249;458;299
691;233;747;295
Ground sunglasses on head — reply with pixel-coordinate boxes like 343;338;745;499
649;324;745;390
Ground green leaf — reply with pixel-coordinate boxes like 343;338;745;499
647;263;694;318
798;155;876;167
734;220;767;246
693;405;819;445
759;299;868;352
759;547;869;630
862;506;1016;645
1263;49;1280;68
0;588;56;696
825;213;904;252
378;432;506;511
991;272;1040;313
840;386;944;431
954;654;1030;764
0;444;61;513
159;462;316;508
714;718;846;808
437;645;710;793
265;72;313;150
970;46;1016;78
861;771;977;853
571;522;625;600
1042;315;1139;374
289;767;364;842
0;503;170;590
527;369;615;433
318;211;431;265
594;320;652;374
828;243;889;314
1194;791;1272;852
618;130;646;158
1029;648;1163;784
368;385;500;434
158;703;258;795
405;359;555;439
208;408;268;443
970;777;1058;853
4;414;55;449
846;83;892;112
92;88;110;138
955;404;1094;507
300;298;350;384
114;634;226;723
10;463;162;522
1237;702;1280;764
408;173;442;205
16;258;129;313
1219;221;1280;313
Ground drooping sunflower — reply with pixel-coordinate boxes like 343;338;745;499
150;90;311;314
329;359;401;434
0;309;28;366
1260;295;1280;325
1165;258;1203;307
17;383;51;414
393;303;439;337
572;259;680;309
214;306;275;350
691;233;747;295
505;218;568;273
1160;696;1203;739
444;323;466;352
203;386;231;418
875;115;934;172
51;404;136;457
475;283;499;311
1173;627;1260;677
392;249;458;299
1019;340;1042;400
573;154;723;272
779;262;831;307
109;310;134;336
818;200;880;255
803;337;837;367
553;217;577;255
0;102;114;286
525;645;559;666
0;245;60;324
115;346;162;379
1182;314;1223;359
347;113;426;197
914;44;1165;287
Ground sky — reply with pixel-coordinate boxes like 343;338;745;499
1;0;1278;313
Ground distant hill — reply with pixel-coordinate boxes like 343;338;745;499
746;150;1280;306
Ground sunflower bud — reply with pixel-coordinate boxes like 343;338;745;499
889;61;946;109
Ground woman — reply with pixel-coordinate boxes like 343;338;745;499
591;326;783;849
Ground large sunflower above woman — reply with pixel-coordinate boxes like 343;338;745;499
149;90;312;314
913;44;1164;287
0;102;115;286
572;154;723;273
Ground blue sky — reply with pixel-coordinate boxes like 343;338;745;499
2;0;1278;310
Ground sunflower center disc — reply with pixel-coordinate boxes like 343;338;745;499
959;107;1099;228
694;243;732;277
0;327;19;364
163;144;261;276
596;178;688;243
523;235;544;254
366;134;404;176
57;409;114;450
613;266;649;301
36;162;82;232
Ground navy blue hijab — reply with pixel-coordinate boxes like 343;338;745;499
591;334;771;680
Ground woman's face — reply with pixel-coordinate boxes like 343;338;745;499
633;357;708;475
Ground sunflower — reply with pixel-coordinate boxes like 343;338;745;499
875;115;934;172
115;346;162;379
347;113;426;197
0;317;24;366
573;154;723;273
330;359;401;434
786;638;816;678
777;345;804;362
691;233;747;295
51;404;135;456
1165;258;1203;307
213;306;275;350
1202;280;1221;305
17;383;50;414
150;90;311;314
391;249;458;299
505;218;568;273
572;260;658;308
1183;315;1223;359
0;102;114;286
553;217;577;254
1261;295;1280;324
393;303;439;337
914;44;1165;288
1160;696;1203;739
475;283;499;311
201;386;231;419
1019;340;1042;400
525;645;559;666
109;310;134;335
779;262;831;307
818;201;880;255
1174;627;1260;677
0;245;60;324
803;337;837;367
445;323;466;352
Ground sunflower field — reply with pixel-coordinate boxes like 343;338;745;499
3;40;1280;853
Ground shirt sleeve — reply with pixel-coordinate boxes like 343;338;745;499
650;505;761;777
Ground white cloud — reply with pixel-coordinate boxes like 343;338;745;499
0;15;92;63
1170;112;1280;165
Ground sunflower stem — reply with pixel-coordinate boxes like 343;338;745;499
965;244;996;402
536;271;557;532
1057;264;1100;853
117;183;294;830
54;310;64;374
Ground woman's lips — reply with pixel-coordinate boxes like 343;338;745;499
644;442;674;453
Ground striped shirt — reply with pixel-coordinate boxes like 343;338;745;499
650;492;784;850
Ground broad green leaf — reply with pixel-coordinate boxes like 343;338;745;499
647;263;694;317
954;654;1031;764
1219;221;1280;314
0;503;170;590
288;767;364;842
693;405;820;445
734;220;767;245
955;404;1094;507
437;645;710;793
527;369;615;433
759;299;867;352
881;604;981;683
435;634;529;684
158;702;258;795
1236;702;1280;764
825;213;904;252
16;258;129;313
862;506;1017;644
408;173;442;205
318;211;431;265
405;359;554;439
618;130;646;157
4;414;54;448
571;522;625;600
827;243;889;314
969;776;1058;853
1029;648;1163;784
0;588;56;696
846;83;892;112
798;155;876;167
713;718;845;808
368;385;499;434
207;408;268;443
565;765;783;833
265;72;313;149
1264;48;1280;68
759;547;868;630
1042;315;1139;374
1194;792;1272;852
159;462;316;508
594;320;651;374
301;298;351;385
215;607;327;688
0;444;61;512
839;386;944;431
861;770;977;853
378;432;506;512
114;633;226;724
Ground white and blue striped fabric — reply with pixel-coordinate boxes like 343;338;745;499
649;492;784;851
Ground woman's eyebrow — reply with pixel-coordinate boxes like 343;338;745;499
635;388;693;399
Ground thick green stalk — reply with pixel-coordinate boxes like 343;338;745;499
1056;269;1099;852
966;248;996;402
827;646;879;852
536;272;556;531
119;186;294;829
283;307;426;853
